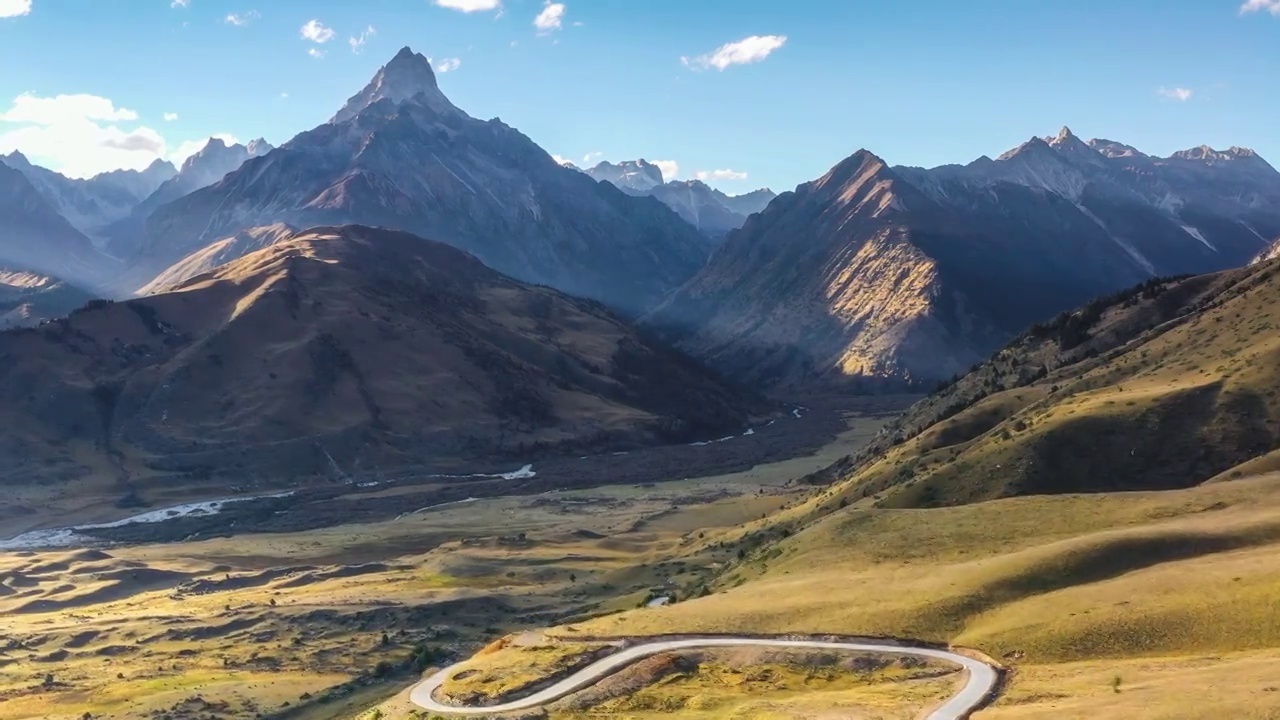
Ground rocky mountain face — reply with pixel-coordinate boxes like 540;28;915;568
718;187;777;217
587;160;666;194
0;162;118;292
648;181;777;238
0;152;175;241
647;129;1280;388
585;160;777;237
0;269;96;329
0;225;757;489
104;137;273;257
125;48;709;316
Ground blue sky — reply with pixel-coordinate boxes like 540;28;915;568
0;0;1277;191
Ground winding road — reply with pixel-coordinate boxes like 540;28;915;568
410;637;999;719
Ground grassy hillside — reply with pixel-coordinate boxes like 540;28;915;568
816;258;1280;508
0;225;762;531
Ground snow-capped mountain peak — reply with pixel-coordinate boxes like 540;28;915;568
330;46;461;125
586;159;665;193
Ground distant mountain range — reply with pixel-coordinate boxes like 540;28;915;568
119;47;710;316
0;161;118;291
102;137;274;258
583;159;776;237
0;225;757;487
647;128;1280;387
0;151;175;241
2;45;1278;398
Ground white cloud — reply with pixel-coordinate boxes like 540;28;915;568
695;169;748;182
551;154;573;166
300;19;335;43
1158;87;1194;101
682;35;787;71
170;0;189;7
349;25;375;53
582;151;604;164
280;92;289;99
0;93;173;178
434;57;462;73
653;160;680;180
434;0;502;12
0;0;31;17
225;11;259;26
163;112;179;122
0;93;137;124
308;47;326;59
534;1;565;33
1240;0;1280;14
170;133;239;166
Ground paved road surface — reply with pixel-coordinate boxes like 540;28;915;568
410;637;999;719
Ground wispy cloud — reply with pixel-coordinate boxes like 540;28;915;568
1240;0;1280;14
163;112;179;122
0;0;31;18
653;160;680;181
300;19;335;43
434;0;502;12
582;151;604;164
534;1;565;33
551;154;573;166
696;169;748;182
224;10;259;26
1158;87;1194;102
434;57;462;73
349;25;376;54
308;47;326;59
682;35;787;71
170;0;189;8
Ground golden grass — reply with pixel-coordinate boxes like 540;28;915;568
982;649;1280;719
552;650;958;720
436;635;614;703
556;476;1280;667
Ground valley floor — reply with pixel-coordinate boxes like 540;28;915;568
7;395;1280;719
0;396;898;720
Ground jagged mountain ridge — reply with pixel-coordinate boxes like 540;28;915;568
0;225;758;489
586;160;665;194
0;152;175;241
104;137;273;257
584;160;777;237
647;129;1280;387
0;162;119;292
125;48;711;316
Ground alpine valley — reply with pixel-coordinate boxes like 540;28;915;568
6;19;1280;720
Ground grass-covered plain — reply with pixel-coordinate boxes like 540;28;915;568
0;407;895;720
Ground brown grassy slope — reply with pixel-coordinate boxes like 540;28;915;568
814;258;1280;508
0;225;760;498
0;269;96;329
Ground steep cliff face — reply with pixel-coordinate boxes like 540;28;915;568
648;131;1280;387
647;151;1006;386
